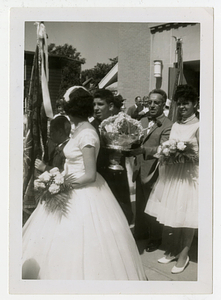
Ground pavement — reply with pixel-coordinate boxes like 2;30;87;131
136;236;198;281
128;190;198;282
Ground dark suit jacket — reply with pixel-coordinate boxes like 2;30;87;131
133;114;173;185
127;104;143;119
127;104;136;117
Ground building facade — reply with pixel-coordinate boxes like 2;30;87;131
117;22;200;109
24;51;82;113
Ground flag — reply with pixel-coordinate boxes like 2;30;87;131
23;22;53;225
168;37;187;122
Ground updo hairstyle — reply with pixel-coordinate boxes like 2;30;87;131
63;87;94;119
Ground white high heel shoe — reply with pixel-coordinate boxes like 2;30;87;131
171;256;189;274
158;256;177;264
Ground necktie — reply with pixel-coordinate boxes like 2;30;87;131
147;118;155;134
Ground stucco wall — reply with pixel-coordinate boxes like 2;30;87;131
118;23;200;108
118;23;151;110
149;23;200;93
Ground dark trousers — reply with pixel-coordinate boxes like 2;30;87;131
146;214;163;243
134;176;163;241
134;176;151;239
99;168;133;225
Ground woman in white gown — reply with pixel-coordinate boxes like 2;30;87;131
22;86;146;280
145;85;199;274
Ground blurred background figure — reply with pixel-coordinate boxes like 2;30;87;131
127;96;143;119
114;94;127;112
133;95;150;121
163;99;172;117
53;99;67;118
35;116;71;173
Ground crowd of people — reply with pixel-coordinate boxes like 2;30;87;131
22;84;199;280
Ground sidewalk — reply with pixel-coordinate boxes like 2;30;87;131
136;236;198;281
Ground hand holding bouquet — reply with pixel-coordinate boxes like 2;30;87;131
34;167;75;216
154;139;198;165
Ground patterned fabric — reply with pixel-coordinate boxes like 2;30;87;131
23;46;48;222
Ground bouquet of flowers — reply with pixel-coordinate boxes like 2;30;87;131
154;139;199;165
99;112;144;170
34;167;75;216
100;112;144;150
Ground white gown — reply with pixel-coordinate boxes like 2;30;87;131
22;128;146;280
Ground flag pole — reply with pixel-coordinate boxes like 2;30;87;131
168;37;186;122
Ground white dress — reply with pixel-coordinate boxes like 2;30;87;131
145;117;199;229
22;128;146;280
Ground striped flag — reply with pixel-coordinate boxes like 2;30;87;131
23;22;53;224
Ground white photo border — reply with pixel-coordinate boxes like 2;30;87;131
9;7;213;295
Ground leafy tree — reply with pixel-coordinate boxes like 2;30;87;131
48;43;86;97
81;57;118;91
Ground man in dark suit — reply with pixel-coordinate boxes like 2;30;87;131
127;96;143;119
91;89;133;224
133;96;150;121
129;89;172;251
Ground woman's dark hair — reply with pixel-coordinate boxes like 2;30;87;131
50;116;71;136
174;85;198;103
63;87;94;119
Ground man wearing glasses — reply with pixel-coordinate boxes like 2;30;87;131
130;89;172;251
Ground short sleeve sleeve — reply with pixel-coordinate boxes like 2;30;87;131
78;129;99;151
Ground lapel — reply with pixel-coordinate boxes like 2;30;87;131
142;114;165;144
140;116;149;141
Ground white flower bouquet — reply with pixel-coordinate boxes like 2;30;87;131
100;112;144;150
34;167;75;216
154;139;198;165
99;112;144;170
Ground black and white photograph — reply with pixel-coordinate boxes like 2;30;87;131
8;5;214;296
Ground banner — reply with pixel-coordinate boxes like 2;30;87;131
23;22;52;224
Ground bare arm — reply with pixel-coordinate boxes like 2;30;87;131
71;145;97;188
35;159;46;172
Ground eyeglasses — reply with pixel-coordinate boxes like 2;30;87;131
147;100;162;106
